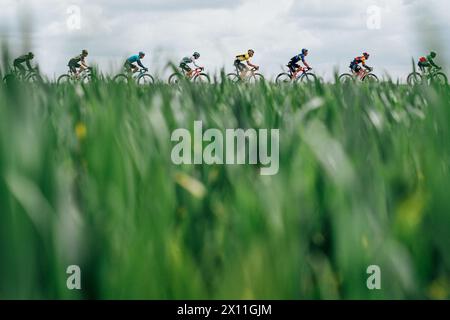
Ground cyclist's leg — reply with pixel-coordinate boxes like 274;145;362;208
236;61;247;79
123;61;132;74
14;62;26;77
69;61;81;76
354;65;363;78
180;63;192;77
130;63;138;73
287;62;296;75
418;61;428;73
233;59;241;75
293;63;301;76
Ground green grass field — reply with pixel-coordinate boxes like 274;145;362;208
0;76;449;299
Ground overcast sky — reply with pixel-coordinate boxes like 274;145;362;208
1;0;449;80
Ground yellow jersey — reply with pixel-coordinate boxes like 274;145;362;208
236;53;250;62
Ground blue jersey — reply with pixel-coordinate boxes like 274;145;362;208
291;53;306;63
127;55;140;63
126;54;146;69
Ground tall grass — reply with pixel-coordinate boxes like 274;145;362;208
0;77;449;299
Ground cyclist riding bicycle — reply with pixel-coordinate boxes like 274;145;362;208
288;48;311;74
350;52;372;77
418;51;441;73
125;52;147;73
234;49;259;79
68;49;89;76
180;52;202;78
13;52;35;76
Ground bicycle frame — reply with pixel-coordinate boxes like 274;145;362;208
12;67;36;80
236;66;258;79
190;67;203;78
290;66;309;80
130;68;147;79
68;67;90;78
352;68;371;80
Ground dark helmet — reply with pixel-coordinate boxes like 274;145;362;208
28;52;34;58
139;51;145;56
430;51;437;58
302;48;308;54
82;49;88;56
363;52;370;58
193;52;200;59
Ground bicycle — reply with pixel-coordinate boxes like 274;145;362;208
276;66;317;84
407;67;448;86
339;67;379;83
227;66;264;83
3;67;42;83
57;67;92;85
168;67;210;84
113;68;155;85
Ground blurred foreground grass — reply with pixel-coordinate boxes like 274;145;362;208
0;78;449;299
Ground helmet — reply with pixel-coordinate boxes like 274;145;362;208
82;49;88;55
28;52;34;58
430;51;437;58
139;51;145;56
248;49;255;54
302;48;308;54
193;52;200;58
363;52;370;58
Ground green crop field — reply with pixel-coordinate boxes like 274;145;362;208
0;76;449;299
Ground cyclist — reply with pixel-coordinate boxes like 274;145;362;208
234;49;259;79
13;52;35;76
350;52;372;78
418;51;441;73
125;52;147;74
180;52;203;78
68;49;89;76
287;48;311;75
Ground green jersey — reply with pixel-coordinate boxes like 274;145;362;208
426;54;439;68
70;54;85;64
14;54;33;69
181;56;194;64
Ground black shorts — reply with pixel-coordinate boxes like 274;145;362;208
69;61;81;73
350;63;361;72
234;59;247;72
180;62;191;72
288;62;300;73
13;61;26;72
418;61;430;71
124;61;137;71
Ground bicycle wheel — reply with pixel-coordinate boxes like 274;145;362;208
275;73;292;84
407;72;422;86
113;74;129;84
26;73;43;83
226;73;240;83
137;73;155;85
194;73;210;83
3;74;17;84
363;73;379;83
168;73;183;84
431;72;448;85
299;73;317;83
338;73;354;83
253;73;264;82
81;73;92;84
57;74;71;85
